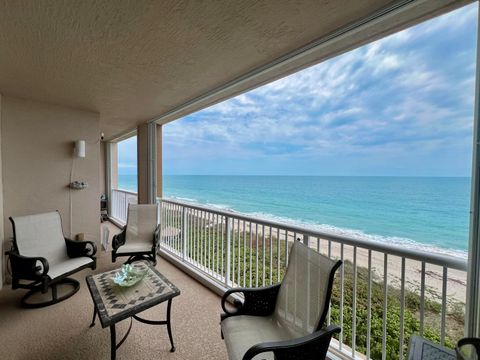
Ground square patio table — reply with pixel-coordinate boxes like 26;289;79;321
407;335;456;360
86;262;180;360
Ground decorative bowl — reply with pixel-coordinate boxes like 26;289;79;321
111;264;148;287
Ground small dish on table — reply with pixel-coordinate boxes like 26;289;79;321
111;264;148;287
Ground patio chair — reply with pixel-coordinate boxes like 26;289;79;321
8;211;97;308
220;240;342;360
111;204;160;264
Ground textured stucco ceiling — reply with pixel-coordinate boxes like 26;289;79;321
0;0;471;139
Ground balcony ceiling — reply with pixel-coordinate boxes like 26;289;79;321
0;0;471;139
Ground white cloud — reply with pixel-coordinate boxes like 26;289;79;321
163;3;477;175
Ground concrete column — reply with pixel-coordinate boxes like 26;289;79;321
0;94;4;288
106;141;117;216
466;7;480;338
137;123;149;204
137;123;161;204
156;124;162;199
110;143;118;190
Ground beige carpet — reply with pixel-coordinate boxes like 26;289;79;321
0;223;227;360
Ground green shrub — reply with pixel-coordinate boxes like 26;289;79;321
170;221;465;360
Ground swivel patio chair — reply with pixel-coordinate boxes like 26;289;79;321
220;240;342;360
111;204;160;265
8;211;97;308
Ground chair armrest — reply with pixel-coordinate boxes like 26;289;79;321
112;227;126;250
221;284;281;318
8;251;49;280
65;238;97;258
243;325;341;360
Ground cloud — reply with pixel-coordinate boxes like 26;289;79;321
162;3;477;175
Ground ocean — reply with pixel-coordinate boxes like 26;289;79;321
117;174;470;258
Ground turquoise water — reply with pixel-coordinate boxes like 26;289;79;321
118;175;470;256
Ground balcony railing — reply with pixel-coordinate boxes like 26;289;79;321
110;189;138;224
110;189;468;360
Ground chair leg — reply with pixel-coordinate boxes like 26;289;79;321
51;284;57;301
125;254;156;265
21;278;80;308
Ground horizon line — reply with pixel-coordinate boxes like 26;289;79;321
118;173;471;178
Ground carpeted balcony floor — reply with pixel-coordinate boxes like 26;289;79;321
0;222;227;360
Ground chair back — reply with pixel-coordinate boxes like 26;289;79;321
125;204;158;245
10;212;67;265
274;241;341;336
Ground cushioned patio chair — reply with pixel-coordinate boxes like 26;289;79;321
8;211;97;308
112;204;160;265
220;240;342;360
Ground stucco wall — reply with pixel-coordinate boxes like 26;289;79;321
100;141;106;196
1;96;101;251
0;94;3;288
137;124;149;204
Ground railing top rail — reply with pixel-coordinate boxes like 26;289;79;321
112;188;139;196
160;197;468;271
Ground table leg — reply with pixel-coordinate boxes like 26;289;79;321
166;299;175;352
131;299;177;353
90;307;97;328
110;324;116;360
108;318;132;360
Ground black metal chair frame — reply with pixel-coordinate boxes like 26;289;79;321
111;224;160;265
456;337;480;360
8;214;97;308
220;251;342;360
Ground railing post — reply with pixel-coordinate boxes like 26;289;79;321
158;200;163;250
124;191;127;222
302;233;308;246
225;216;231;287
111;190;116;219
182;207;188;261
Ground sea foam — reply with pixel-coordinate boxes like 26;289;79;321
166;196;468;260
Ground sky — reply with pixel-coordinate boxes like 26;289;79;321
119;3;478;177
117;135;137;175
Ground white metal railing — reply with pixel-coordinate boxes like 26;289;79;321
159;198;467;360
109;190;468;359
110;189;138;224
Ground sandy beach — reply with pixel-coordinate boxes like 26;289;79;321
314;240;467;305
163;209;468;306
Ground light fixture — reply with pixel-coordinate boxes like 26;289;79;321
75;140;86;158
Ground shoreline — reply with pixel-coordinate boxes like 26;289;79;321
167;196;469;261
165;208;468;305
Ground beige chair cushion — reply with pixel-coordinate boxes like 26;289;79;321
125;204;158;247
221;315;303;360
116;243;153;254
47;257;94;279
274;241;339;336
12;211;94;279
13;212;67;266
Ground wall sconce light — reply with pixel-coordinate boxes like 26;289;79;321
75;140;86;158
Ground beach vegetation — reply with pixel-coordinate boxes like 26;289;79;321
164;217;466;360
